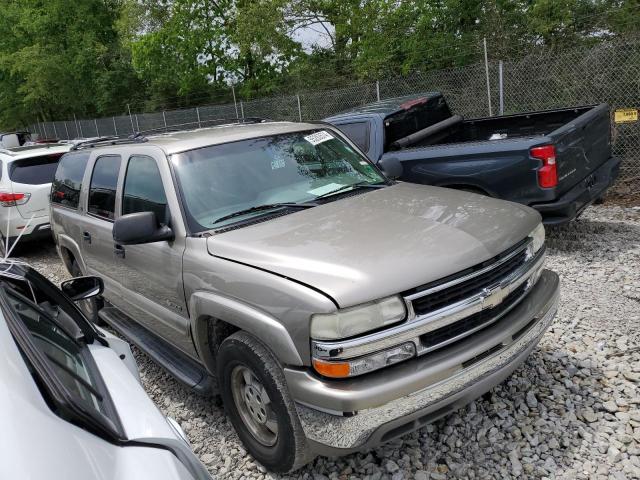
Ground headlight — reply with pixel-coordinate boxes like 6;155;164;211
310;295;406;341
529;223;545;253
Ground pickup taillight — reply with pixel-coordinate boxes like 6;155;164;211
531;145;557;188
0;192;30;207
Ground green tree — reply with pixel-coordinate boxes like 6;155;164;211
0;0;140;129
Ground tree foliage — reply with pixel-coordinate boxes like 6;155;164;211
0;0;636;129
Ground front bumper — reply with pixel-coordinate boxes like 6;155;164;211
288;269;559;454
532;156;620;226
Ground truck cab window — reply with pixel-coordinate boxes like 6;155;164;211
122;155;168;223
336;122;370;153
88;155;121;220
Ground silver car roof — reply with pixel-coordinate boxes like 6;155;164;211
76;121;327;156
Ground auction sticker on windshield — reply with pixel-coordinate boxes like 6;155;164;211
304;131;334;145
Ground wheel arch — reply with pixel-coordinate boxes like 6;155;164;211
57;233;86;274
189;291;304;373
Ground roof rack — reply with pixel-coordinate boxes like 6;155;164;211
70;135;146;151
131;117;268;137
70;117;269;151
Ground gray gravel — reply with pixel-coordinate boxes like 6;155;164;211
17;205;640;480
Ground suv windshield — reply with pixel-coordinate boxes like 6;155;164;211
171;129;386;231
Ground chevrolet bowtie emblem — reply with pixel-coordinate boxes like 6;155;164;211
481;285;507;309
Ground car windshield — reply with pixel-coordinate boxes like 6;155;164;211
171;129;386;231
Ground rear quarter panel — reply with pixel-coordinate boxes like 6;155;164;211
51;205;86;272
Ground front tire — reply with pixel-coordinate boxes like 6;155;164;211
70;261;104;326
216;331;314;473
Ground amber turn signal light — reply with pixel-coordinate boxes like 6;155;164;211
312;358;350;378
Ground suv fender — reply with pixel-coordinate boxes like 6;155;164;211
56;233;86;274
189;291;303;368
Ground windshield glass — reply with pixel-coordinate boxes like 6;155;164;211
171;129;385;231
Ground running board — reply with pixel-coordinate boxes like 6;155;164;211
99;306;216;395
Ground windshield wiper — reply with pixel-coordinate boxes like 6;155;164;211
212;202;317;225
315;181;386;200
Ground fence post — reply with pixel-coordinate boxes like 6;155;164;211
376;80;381;101
127;104;135;133
196;107;201;128
297;95;302;122
240;101;245;120
64;121;69;139
162;111;167;130
94;119;100;137
78;119;83;138
113;117;118;136
483;37;493;117
498;60;504;116
135;114;140;132
74;114;80;138
53;122;58;139
232;86;239;120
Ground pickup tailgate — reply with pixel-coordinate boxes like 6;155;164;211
549;104;611;196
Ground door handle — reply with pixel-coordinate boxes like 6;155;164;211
114;244;125;258
82;231;91;244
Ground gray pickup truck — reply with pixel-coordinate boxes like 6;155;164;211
326;94;620;225
50;122;559;473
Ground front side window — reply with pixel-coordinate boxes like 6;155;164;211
122;155;168;222
88;155;121;220
10;154;64;185
172;129;385;231
51;151;90;209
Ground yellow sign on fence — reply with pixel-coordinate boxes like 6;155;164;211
614;108;638;123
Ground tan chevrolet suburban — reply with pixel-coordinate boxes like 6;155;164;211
50;121;559;472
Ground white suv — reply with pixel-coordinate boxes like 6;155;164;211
0;261;211;480
0;144;71;254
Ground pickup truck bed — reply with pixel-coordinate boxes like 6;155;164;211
326;94;620;225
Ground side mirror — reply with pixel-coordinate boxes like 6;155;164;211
378;156;403;180
113;211;174;245
61;276;104;301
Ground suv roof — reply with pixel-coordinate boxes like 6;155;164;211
0;144;70;161
73;121;324;155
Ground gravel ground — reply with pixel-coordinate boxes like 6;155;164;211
16;205;640;480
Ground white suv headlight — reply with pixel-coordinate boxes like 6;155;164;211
311;295;406;341
529;223;545;253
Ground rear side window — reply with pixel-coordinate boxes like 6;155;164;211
122;156;168;223
51;152;90;209
9;154;64;185
336;122;370;152
88;155;121;220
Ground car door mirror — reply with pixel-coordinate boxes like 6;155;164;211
61;276;104;301
113;211;174;245
378;156;403;180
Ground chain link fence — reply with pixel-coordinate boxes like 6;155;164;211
32;37;640;191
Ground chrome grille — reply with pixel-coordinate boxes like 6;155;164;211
419;283;527;351
411;249;528;316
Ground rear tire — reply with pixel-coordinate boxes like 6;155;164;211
70;261;104;326
216;331;314;473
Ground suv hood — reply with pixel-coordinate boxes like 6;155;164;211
206;183;540;308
